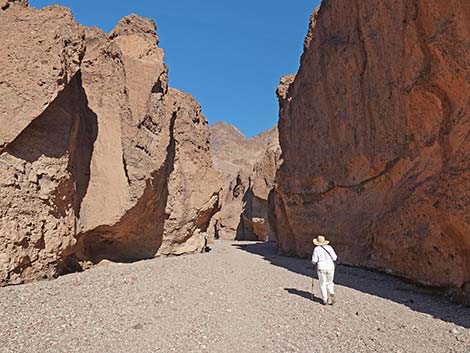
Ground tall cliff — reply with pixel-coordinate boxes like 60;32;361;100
272;0;470;301
0;4;222;284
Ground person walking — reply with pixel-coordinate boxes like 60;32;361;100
311;235;338;305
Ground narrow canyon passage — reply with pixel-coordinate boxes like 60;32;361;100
1;241;469;353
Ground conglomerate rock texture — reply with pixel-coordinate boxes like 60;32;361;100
209;123;280;241
272;0;470;302
0;4;221;284
0;0;28;10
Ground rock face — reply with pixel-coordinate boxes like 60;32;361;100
1;0;28;10
250;137;281;240
272;0;470;301
0;4;222;284
209;122;280;241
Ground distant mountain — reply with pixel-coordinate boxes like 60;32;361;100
252;126;279;147
209;122;277;178
209;122;248;152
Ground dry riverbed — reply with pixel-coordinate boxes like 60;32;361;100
1;241;469;353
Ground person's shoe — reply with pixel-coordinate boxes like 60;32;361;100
322;300;328;305
329;294;336;304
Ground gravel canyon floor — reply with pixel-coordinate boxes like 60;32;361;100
1;241;469;353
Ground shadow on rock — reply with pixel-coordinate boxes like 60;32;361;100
235;241;470;329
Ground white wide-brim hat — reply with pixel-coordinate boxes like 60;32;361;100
313;235;330;246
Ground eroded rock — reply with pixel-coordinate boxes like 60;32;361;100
1;0;28;10
0;4;222;284
272;1;470;300
209;123;280;241
0;4;84;150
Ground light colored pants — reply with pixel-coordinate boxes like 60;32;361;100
317;269;335;303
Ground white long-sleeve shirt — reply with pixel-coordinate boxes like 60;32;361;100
311;245;337;270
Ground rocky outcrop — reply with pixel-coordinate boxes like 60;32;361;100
276;74;295;114
272;0;470;302
0;4;88;283
250;136;282;240
1;0;28;10
0;4;84;150
209;123;280;241
0;4;221;284
156;89;222;256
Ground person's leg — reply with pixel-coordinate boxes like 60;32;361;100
317;270;328;304
327;269;335;304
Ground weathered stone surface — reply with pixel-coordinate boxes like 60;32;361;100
210;170;251;240
251;134;281;241
0;4;84;150
1;0;28;10
78;26;131;233
272;0;470;299
209;123;279;241
0;5;222;284
0;4;87;284
158;88;222;255
276;74;295;115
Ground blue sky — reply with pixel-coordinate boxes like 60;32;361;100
30;0;319;137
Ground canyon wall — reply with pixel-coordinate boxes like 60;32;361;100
0;3;222;284
272;0;470;301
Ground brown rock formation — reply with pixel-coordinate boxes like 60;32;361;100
250;136;282;240
0;4;84;150
209;123;280;241
1;0;28;10
272;1;470;302
0;3;88;283
0;4;221;284
276;74;295;114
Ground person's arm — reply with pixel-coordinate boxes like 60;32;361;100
311;248;318;264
